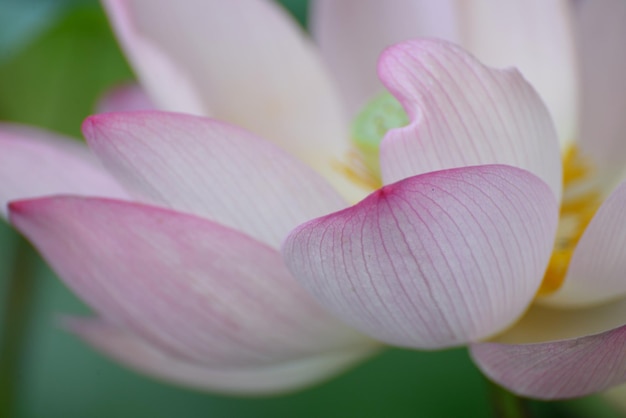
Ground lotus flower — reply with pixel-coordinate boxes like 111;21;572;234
2;0;626;400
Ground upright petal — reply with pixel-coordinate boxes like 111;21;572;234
102;0;353;193
83;112;347;249
66;318;374;395
0;124;127;218
283;165;558;349
454;0;577;145
10;197;370;368
573;0;626;173
471;324;626;399
540;180;626;307
378;39;562;200
311;0;460;116
101;0;208;115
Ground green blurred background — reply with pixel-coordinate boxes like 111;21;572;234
0;1;622;417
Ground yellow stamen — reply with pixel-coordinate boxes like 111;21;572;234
537;145;601;295
333;149;382;191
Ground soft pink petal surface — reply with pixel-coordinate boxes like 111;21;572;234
103;0;354;196
489;298;626;345
83;112;347;248
311;0;459;116
471;325;626;399
573;0;626;171
378;39;562;200
454;0;577;144
66;318;374;395
541;181;626;307
10;197;370;368
0;124;127;217
283;165;558;349
96;83;155;113
101;0;208;115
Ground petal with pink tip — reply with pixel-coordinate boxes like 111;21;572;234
470;324;626;399
454;0;577;145
538;181;626;307
10;197;371;368
65;318;375;395
311;0;460;117
83;111;347;248
378;39;562;200
573;0;626;172
0;124;128;218
283;165;558;349
102;0;352;191
96;83;155;113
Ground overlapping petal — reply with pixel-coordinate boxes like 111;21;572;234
10;197;370;369
83;111;347;248
487;299;626;345
65;318;373;395
377;39;562;200
311;0;459;116
452;0;577;144
541;181;626;307
0;124;128;217
471;324;626;399
283;165;558;349
573;0;626;172
101;0;208;115
102;0;354;195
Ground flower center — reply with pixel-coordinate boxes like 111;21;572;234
348;94;601;297
344;92;409;190
537;145;602;295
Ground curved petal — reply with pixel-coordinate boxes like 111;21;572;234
102;0;354;195
83;111;347;249
101;0;208;115
0;124;128;218
454;0;577;145
378;39;562;200
489;298;626;345
470;324;626;399
96;83;155;113
9;197;371;369
573;0;626;172
311;0;460;117
539;180;626;307
65;318;375;395
283;165;558;349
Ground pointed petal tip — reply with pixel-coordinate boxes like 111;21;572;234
284;164;558;349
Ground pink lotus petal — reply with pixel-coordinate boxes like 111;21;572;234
311;0;459;117
65;318;375;395
470;324;626;399
487;298;626;345
378;39;562;200
573;0;626;172
101;0;208;115
453;0;577;145
540;180;626;307
96;83;155;113
10;197;371;368
102;0;352;193
0;124;128;217
283;165;558;349
83;111;347;248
